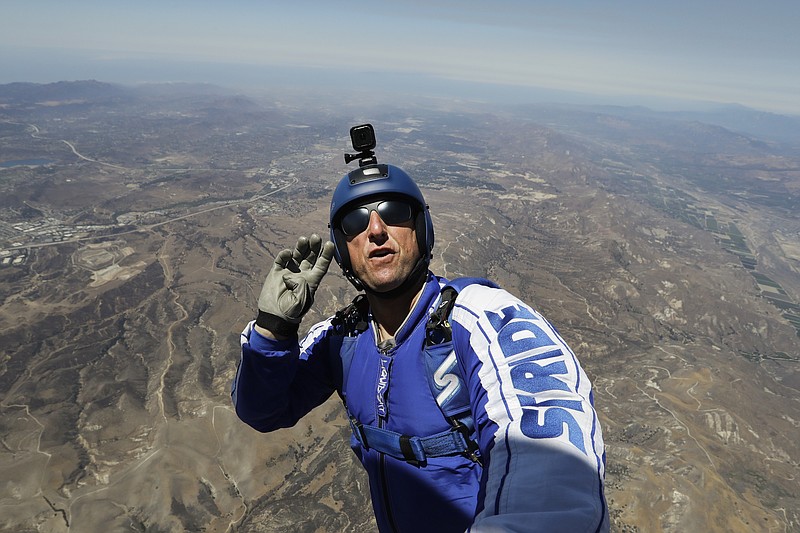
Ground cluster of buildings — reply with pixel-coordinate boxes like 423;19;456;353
0;218;75;267
0;249;26;266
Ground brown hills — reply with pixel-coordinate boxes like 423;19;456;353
0;82;798;531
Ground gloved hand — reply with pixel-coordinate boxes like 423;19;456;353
256;234;336;337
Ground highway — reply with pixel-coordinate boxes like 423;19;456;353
3;122;299;251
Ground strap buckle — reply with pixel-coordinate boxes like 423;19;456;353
452;421;482;465
399;435;423;467
425;288;456;346
349;417;369;449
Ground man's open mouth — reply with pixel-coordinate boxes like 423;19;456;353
370;249;393;258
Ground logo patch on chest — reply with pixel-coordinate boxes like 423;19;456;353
376;354;392;419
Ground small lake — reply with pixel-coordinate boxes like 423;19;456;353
0;159;56;168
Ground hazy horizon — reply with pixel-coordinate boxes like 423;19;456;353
2;1;799;115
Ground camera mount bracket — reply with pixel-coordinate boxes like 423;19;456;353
345;124;378;167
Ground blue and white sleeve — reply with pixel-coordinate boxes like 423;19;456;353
452;285;609;533
232;318;338;432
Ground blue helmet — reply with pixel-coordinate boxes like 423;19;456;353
329;163;434;290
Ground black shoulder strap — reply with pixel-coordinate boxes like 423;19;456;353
426;277;498;346
331;294;370;337
425;286;458;346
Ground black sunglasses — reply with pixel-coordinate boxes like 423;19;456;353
339;199;414;236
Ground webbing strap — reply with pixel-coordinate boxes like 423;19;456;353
425;286;457;346
349;417;473;465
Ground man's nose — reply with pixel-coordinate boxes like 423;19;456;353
366;210;388;237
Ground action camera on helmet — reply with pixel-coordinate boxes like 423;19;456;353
345;124;378;166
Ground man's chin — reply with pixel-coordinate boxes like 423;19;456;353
355;259;423;295
362;267;425;297
364;278;403;294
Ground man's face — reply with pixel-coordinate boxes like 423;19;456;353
342;198;421;293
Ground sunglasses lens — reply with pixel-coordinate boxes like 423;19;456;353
339;200;414;236
378;200;413;225
341;208;370;236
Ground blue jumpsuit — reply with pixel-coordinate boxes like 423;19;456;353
233;274;608;532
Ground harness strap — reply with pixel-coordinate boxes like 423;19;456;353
349;415;479;466
425;286;457;346
331;294;370;336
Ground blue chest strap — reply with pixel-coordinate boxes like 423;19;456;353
348;416;477;466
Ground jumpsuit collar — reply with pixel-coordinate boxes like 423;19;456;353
369;272;442;348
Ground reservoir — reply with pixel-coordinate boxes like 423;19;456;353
0;158;56;168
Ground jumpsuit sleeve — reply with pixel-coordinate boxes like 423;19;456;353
451;285;609;533
231;318;339;432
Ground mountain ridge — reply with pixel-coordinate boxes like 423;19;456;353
0;82;798;531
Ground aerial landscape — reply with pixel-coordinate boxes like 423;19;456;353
0;79;798;532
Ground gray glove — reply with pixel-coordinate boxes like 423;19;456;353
256;234;335;336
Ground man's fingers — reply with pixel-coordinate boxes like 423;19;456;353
308;234;323;253
299;234;323;270
320;240;335;263
308;241;335;283
292;236;310;265
273;248;295;269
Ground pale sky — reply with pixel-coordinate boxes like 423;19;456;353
2;0;798;114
